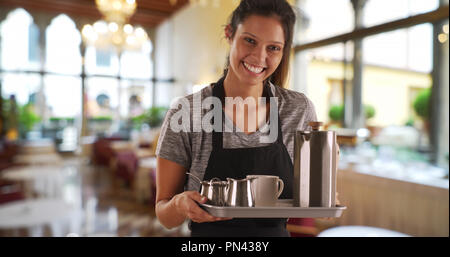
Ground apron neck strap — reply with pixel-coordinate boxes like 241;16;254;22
211;78;283;150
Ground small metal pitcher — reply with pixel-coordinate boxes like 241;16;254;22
226;177;256;207
200;178;228;206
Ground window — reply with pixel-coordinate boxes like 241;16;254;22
96;49;112;67
363;0;439;27
362;25;433;128
46;14;82;75
294;1;448;173
299;0;354;43
28;23;39;63
363;24;433;73
1;8;38;71
120;40;153;80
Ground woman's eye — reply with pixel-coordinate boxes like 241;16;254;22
244;37;256;44
268;46;281;52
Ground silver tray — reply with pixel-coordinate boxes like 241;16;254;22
200;199;346;218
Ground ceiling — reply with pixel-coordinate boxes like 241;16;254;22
0;0;189;28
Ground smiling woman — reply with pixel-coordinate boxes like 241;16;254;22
155;0;320;238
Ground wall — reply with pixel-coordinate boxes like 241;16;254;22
154;0;239;107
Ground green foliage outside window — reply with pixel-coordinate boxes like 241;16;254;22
131;106;168;129
413;88;431;120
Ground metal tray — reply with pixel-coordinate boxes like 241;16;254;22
200;199;346;218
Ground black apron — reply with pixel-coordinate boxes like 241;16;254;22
190;78;294;237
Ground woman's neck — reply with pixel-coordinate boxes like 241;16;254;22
223;71;264;102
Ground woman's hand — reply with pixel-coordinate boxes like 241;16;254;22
173;191;232;223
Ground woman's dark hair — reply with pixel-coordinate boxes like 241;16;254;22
224;0;296;88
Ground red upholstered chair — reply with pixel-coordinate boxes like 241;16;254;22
286;218;319;237
0;141;19;171
92;137;123;166
115;150;138;187
0;179;24;204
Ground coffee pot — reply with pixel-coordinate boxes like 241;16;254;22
293;122;338;207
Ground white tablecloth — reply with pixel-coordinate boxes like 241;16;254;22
0;199;82;236
318;225;410;237
19;140;56;155
2;166;66;198
135;157;157;203
13;153;63;165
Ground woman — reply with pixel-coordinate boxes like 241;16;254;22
155;0;317;237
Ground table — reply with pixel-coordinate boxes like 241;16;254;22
13;153;63;165
135;157;157;203
318;225;410;237
110;141;135;152
0;199;82;236
19;140;56;155
2;165;66;198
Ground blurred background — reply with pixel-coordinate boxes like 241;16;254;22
0;0;448;237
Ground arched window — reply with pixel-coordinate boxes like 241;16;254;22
46;14;82;75
1;8;38;71
44;14;82;121
120;39;153;79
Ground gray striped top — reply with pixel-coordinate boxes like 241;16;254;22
156;82;317;192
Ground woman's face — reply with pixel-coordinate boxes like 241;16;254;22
227;15;285;87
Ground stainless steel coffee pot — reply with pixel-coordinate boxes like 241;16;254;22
293;122;337;207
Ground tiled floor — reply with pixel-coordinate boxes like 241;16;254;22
76;157;190;237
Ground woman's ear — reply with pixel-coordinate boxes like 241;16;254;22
224;24;233;43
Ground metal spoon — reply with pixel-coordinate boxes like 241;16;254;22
186;172;202;184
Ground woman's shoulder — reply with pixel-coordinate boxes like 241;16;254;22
269;83;315;111
168;84;214;111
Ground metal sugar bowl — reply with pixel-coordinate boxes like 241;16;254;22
200;178;228;206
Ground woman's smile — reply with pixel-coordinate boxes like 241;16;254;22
241;61;266;76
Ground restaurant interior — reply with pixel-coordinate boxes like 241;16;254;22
0;0;448;237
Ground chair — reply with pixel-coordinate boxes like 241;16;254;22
0;179;25;204
115;150;138;187
286;218;319;237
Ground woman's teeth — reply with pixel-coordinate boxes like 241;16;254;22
243;62;264;74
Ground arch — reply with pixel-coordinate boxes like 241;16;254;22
0;8;35;70
45;14;82;74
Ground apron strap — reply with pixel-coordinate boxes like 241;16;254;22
211;78;284;150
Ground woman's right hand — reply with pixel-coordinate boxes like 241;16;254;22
173;191;231;223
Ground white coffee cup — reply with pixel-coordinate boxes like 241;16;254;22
246;175;284;207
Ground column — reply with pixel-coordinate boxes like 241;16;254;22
430;0;449;165
349;0;367;129
74;18;92;139
32;13;53;128
145;27;157;107
292;0;310;94
0;8;11;138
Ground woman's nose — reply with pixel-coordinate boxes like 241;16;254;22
251;45;267;64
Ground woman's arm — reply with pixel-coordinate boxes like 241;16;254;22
155;157;229;229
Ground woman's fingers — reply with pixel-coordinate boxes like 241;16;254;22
185;191;232;223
